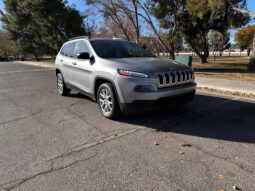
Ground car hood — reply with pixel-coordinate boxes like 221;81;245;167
107;57;191;74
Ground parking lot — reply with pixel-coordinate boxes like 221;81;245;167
0;62;255;191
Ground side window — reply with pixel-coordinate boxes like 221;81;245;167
65;42;77;57
74;41;91;58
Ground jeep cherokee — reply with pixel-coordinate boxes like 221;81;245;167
55;36;196;119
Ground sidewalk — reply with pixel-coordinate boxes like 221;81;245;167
196;77;255;96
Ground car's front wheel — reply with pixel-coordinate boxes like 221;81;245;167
97;83;120;119
56;73;71;96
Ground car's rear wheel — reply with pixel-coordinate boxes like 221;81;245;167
56;73;71;96
97;83;120;119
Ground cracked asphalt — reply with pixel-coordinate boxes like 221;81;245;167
0;61;255;191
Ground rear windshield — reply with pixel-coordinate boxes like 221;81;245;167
90;40;154;58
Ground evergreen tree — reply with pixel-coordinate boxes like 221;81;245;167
1;0;88;60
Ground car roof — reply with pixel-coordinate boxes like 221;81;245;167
67;37;129;44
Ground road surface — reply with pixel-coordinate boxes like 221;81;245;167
0;62;254;191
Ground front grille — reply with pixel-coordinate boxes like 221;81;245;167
157;70;194;88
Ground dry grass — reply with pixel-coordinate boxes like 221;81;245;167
193;56;255;82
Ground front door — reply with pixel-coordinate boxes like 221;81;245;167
72;40;94;94
61;41;77;86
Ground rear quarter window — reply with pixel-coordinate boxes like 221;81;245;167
60;45;67;56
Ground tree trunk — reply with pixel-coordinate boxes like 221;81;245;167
247;48;251;56
169;42;175;60
213;51;216;61
187;35;209;64
201;56;208;64
133;0;140;44
33;52;40;61
196;49;209;64
248;35;255;72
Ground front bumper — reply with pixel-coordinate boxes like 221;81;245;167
114;76;196;114
119;89;196;114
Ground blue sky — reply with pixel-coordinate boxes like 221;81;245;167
68;0;84;11
1;0;255;19
0;0;255;42
1;0;255;13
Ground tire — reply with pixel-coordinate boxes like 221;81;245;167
56;73;71;96
97;83;120;119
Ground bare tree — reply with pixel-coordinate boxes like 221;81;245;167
86;0;175;58
106;0;173;56
87;0;140;43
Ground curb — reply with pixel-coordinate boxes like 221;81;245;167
197;83;255;96
197;87;255;100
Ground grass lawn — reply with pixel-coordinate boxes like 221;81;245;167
192;56;255;82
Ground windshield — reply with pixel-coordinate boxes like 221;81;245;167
90;40;154;58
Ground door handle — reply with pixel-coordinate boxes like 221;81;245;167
72;62;77;65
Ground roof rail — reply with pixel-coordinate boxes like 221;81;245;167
69;36;89;41
112;37;123;40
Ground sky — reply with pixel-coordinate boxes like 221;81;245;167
0;0;255;42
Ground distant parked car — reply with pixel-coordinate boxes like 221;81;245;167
55;37;196;119
0;56;9;61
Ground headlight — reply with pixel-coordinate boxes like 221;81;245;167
117;69;149;78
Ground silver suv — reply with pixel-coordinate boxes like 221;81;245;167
55;37;196;119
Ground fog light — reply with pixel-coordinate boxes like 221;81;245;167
134;85;156;92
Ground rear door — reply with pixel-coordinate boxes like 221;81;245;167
60;42;77;86
71;40;94;93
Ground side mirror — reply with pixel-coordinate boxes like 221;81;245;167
77;52;92;60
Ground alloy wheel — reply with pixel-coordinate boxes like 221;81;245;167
57;74;64;94
98;88;113;115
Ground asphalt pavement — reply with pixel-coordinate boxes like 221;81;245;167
0;61;255;191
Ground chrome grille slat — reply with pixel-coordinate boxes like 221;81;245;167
168;72;173;85
162;73;166;85
156;70;193;88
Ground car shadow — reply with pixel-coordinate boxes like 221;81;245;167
72;92;255;143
